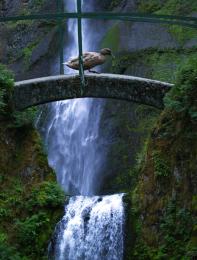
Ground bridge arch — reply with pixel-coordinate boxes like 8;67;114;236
13;73;173;110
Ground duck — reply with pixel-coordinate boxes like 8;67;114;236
63;48;114;73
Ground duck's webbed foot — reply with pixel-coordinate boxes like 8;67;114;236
88;70;100;74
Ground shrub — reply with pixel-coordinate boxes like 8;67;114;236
11;107;38;128
16;212;50;245
152;150;171;177
27;181;65;209
0;242;25;260
0;63;38;127
0;64;14;113
164;57;197;122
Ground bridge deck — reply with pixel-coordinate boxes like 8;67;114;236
14;73;173;110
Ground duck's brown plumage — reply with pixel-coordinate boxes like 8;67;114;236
63;48;113;71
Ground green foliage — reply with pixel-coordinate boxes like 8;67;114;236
0;177;65;258
23;47;33;69
157;200;193;259
0;88;5;111
31;0;46;8
27;181;65;209
148;50;194;83
11;107;38;128
192;195;197;212
111;49;196;83
127;55;197;259
138;0;163;13
152;150;171;177
22;41;39;70
0;64;14;113
14;181;65;257
156;0;197;15
164;56;197;121
0;63;39;127
16;212;50;249
108;0;122;10
101;24;120;53
169;25;197;46
98;0;122;11
0;130;65;259
132;201;194;259
0;241;26;260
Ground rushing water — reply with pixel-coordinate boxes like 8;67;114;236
40;0;106;196
50;194;124;260
40;1;125;259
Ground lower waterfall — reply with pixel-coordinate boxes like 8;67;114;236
49;194;124;260
45;96;126;258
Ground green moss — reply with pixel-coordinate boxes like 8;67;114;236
137;0;197;46
0;124;65;259
126;54;197;259
101;23;120;53
148;50;195;83
155;0;197;15
138;0;164;13
132;201;194;259
27;181;65;209
152;150;171;177
0;64;38;127
6;19;34;30
11;107;38;128
192;196;197;212
138;0;197;15
0;64;14;114
108;0;122;10
164;55;197;121
112;49;197;83
157;201;193;259
22;41;39;70
30;0;46;9
169;25;197;46
0;240;27;260
100;100;159;194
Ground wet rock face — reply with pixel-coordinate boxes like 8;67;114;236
119;22;179;52
0;0;22;16
0;0;58;80
92;0;128;11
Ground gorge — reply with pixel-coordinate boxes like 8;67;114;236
0;0;196;259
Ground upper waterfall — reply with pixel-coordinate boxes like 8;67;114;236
39;0;106;196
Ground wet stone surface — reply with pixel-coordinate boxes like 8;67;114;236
13;73;173;110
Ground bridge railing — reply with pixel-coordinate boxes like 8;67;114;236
0;0;197;91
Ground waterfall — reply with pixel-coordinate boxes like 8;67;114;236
39;1;125;259
41;0;106;196
51;194;124;260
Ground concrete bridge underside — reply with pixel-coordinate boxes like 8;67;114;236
14;73;173;110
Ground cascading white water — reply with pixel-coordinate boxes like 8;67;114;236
41;1;125;259
42;0;105;196
44;97;105;195
52;194;124;260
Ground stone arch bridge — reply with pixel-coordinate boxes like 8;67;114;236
14;73;173;110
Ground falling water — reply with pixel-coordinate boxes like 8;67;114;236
51;194;124;260
40;0;106;196
39;0;125;259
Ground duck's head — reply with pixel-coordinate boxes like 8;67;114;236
100;48;115;58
